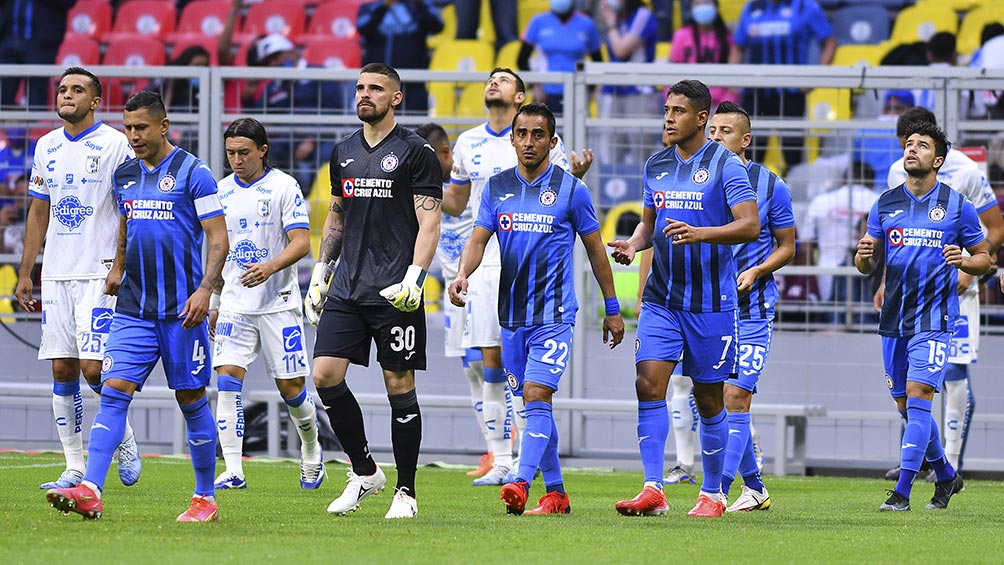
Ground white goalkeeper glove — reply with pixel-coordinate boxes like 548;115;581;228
379;265;427;312
304;261;335;326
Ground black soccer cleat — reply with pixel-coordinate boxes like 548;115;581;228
879;490;910;512
927;473;964;510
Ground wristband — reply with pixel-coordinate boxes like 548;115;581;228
210;293;221;310
604;297;620;316
405;264;428;288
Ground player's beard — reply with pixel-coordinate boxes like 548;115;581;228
484;95;510;109
57;103;90;124
904;161;932;179
356;101;390;124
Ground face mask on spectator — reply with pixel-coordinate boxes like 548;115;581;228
607;0;622;12
550;0;574;16
692;4;717;26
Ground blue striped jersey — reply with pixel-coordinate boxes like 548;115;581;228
735;161;796;320
641;140;756;313
113;147;224;319
734;0;834;67
866;182;984;337
474;164;600;328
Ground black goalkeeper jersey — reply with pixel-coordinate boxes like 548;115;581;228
328;124;442;305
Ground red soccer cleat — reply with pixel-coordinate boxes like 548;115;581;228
525;491;571;515
177;495;219;522
687;493;725;518
500;480;529;515
46;484;103;520
467;452;494;477
615;485;669;516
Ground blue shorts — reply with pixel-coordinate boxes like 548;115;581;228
501;324;573;396
730;318;773;393
881;331;950;398
635;302;738;384
101;313;213;391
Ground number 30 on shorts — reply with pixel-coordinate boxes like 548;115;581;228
390;325;416;353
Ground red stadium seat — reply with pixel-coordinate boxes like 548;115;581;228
301;37;361;69
56;37;102;67
64;1;113;41
103;35;166;66
243;1;306;41
173;0;235;38
304;2;358;39
104;0;177;42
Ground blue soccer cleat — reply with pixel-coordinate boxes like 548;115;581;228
116;434;142;486
301;460;326;489
214;471;247;490
39;469;84;490
663;464;696;485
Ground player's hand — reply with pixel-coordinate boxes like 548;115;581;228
103;264;122;296
181;287;212;329
304;261;335;327
607;240;636;265
856;236;875;260
603;313;625;349
872;284;884;313
15;276;34;312
208;308;219;341
569;148;593;178
240;262;275;288
448;276;469;307
379;265;426;312
943;244;964;268
736;267;759;296
664;218;697;244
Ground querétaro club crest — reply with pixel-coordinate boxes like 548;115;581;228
53;195;94;230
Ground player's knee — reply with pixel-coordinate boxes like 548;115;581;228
79;360;103;385
522;382;553;404
276;377;305;399
723;384;752;412
175;387;207;405
51;359;81;381
692;382;725;415
634;374;665;401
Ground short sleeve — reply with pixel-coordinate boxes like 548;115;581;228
669;28;691;63
189;162;223;219
769;177;796;230
329;145;342;197
451;137;470;184
523;14;541;44
410;140;444;198
733;4;752;48
281;180;310;232
28;145;48;200
959;199;986;250
866;199;883;240
722;154;756;208
804;1;834;41
473;177;496;233
550;135;570;171
570;179;601;237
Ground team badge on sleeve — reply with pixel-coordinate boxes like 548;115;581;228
380;153;399;172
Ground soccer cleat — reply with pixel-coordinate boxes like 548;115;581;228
500;480;530;515
177;495;219;522
925;469;937;483
466;452;494;477
39;469;83;490
525;491;571;515
884;466;901;481
213;471;247;490
472;465;511;486
46;484;103;520
726;485;772;512
116;433;142;486
615;486;669;516
687;492;726;517
927;473;964;510
879;490;910;511
300;460;326;490
384;487;418;519
752;435;765;472
327;466;387;515
663;464;696;485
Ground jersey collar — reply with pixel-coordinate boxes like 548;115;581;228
233;168;271;188
673;139;714;165
484;123;512;137
515;163;555;188
63;121;103;142
139;146;180;175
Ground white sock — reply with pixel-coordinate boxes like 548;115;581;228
216;390;244;476
943;378;968;469
464;360;491;451
671;376;697;467
286;393;321;464
52;388;85;472
90;386;134;446
82;480;101;498
483;381;512;467
510;392;526;457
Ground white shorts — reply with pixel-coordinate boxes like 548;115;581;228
212;309;310;379
461;264;502;349
443;287;466;357
38;279;116;361
948;290;979;364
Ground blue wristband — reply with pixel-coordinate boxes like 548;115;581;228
604;297;620;316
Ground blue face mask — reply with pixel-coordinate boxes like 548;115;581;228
189;78;200;90
550;0;574;16
691;4;718;26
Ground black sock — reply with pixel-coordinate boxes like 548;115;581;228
389;389;422;498
317;382;376;476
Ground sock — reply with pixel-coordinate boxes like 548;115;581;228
699;408;729;494
539;417;563;492
462;351;490;451
285;389;321;464
897;397;934;497
738;424;765;493
52;380;85;472
317;382;376;476
215;375;245;476
510;393;526;456
180;396;217;497
516;401;553;486
925;416;956;482
942;370;974;471
389;390;422;497
82;387;132;492
90;383;135;446
722;412;751;497
637;400;669;486
483;370;512;467
670;376;697;467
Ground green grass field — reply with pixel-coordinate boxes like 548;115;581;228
3;451;1002;563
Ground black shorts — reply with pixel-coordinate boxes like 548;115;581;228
313;297;427;372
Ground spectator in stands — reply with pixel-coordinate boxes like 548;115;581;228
0;0;73;109
518;0;603;115
669;0;737;109
0;128;34;191
455;0;518;49
916;32;957;112
729;0;835;173
147;45;211;112
967;24;1004;119
357;0;444;114
853;90;913;187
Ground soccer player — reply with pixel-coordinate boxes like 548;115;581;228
856;121;988;511
885;107;1003;480
443;67;591;485
210;117;323;491
609;79;759;518
16;67;140;490
707;101;796;511
45;91;229;521
448;102;625;515
305;63;442;520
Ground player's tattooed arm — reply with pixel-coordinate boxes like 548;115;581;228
199;215;229;293
413;194;442;270
103;216;127;296
320;195;345;263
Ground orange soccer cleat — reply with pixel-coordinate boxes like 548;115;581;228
687;492;725;518
177;495;219;522
615;485;669;516
46;483;103;520
466;452;494;477
525;491;571;515
500;480;529;515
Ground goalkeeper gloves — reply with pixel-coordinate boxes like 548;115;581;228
304;261;335;326
379;265;427;312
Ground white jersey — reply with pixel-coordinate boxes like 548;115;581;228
28;122;133;280
449;123;570;266
888;149;996;214
436;181;475;281
218;168;309;314
805;184;878;266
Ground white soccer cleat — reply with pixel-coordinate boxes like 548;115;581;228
116;433;142;486
300;460;326;489
39;468;84;490
472;465;511;486
214;470;247;490
327;466;387;515
726;485;771;512
384;487;418;519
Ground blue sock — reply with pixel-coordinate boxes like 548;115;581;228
739;439;765;493
722;412;751;497
88;382;103;396
180;396;217;497
82;387;132;491
637;400;669;486
699;408;729;494
925;420;955;482
516;401;552;487
53;380;80;397
896;397;933;497
284;388;307;407
540;419;564;494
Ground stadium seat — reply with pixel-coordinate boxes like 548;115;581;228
172;0;234;38
304;2;358;40
243;1;306;41
889;4;959;44
916;0;983;11
104;0;177;42
495;40;522;69
957;4;1004;56
807;88;851;121
517;0;549;35
102;35;166;107
430;40;495;73
64;0;112;41
718;0;746;25
832;44;889;67
56;36;101;67
301;37;361;69
832;5;891;45
656;41;672;62
427;3;456;51
0;264;17;324
456;83;486;117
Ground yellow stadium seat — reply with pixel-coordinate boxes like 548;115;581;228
495;40;522;69
599;201;644;318
423;275;442;313
428;3;457;51
517;0;549;35
429;83;458;118
890;4;959;44
430;39;496;72
832;44;889;67
655;41;672;62
308;162;331;256
719;0;746;26
478;0;495;46
0;264;18;323
807;88;852;121
916;0;982;11
957;4;1004;57
457;83;487;117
